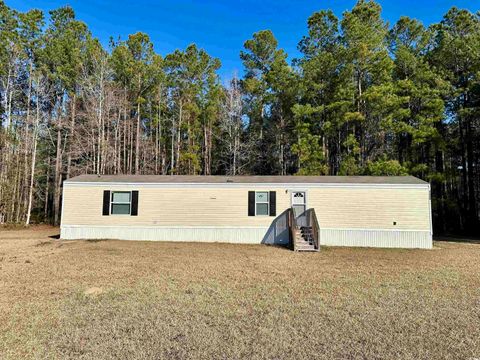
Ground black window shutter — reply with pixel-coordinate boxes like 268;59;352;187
248;191;255;216
131;191;139;216
269;191;276;217
102;190;110;216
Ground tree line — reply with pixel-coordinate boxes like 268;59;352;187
0;0;478;234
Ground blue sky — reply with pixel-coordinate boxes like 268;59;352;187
7;0;480;82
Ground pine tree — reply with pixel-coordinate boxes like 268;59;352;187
240;30;295;174
429;8;480;233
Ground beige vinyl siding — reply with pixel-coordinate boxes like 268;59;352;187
62;185;430;231
62;187;289;227
308;188;430;230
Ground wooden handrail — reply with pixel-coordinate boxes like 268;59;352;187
305;208;320;250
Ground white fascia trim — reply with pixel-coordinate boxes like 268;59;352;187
64;182;429;190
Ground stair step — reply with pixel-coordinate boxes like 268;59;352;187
296;246;317;251
295;242;315;247
295;236;313;241
295;239;313;243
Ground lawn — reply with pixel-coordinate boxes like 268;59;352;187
0;226;479;359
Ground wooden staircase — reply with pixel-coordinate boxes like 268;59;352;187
288;207;320;252
293;226;317;251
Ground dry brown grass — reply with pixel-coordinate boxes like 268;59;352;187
0;226;479;359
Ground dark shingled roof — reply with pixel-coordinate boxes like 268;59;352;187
66;175;428;185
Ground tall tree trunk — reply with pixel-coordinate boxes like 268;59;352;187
129;120;133;174
160;97;165;174
26;84;40;226
121;119;127;174
66;92;76;179
135;101;141;174
22;62;33;222
204;124;209;175
44;157;50;221
123;86;128;174
171;117;175;175
175;100;183;174
208;123;213;175
53;96;63;226
466;118;477;232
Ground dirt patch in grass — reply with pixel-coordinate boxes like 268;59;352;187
0;226;479;359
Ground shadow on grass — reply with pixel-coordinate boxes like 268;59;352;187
49;234;60;239
263;243;293;252
434;235;480;245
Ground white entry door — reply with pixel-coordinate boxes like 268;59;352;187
291;191;307;226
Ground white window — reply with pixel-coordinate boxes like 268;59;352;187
111;191;131;215
255;191;269;216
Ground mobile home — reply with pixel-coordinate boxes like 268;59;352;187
60;175;432;250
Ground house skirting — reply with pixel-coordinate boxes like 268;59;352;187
320;228;432;249
60;225;432;249
60;225;287;245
